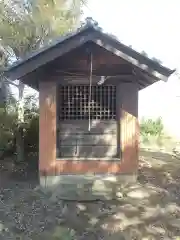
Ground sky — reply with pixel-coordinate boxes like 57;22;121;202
83;0;180;137
12;0;180;137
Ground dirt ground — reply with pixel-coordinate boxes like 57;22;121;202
1;150;180;239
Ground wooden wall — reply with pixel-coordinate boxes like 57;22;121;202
119;82;139;173
39;81;56;174
39;79;139;175
57;120;117;158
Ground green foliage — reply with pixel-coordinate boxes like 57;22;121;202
0;105;16;157
140;117;168;148
53;226;75;240
0;0;86;59
24;114;39;155
140;117;164;137
0;0;86;173
0;94;39;173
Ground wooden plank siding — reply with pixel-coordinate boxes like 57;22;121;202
57;120;117;158
39;80;139;175
119;82;139;173
39;81;57;175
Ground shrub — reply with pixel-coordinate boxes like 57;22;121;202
0;105;17;158
140;117;165;147
0;93;39;175
140;117;164;137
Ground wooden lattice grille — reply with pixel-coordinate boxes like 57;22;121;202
59;85;116;120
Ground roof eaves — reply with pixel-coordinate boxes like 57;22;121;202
5;17;175;81
6;23;95;72
93;30;175;79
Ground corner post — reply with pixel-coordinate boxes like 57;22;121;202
119;81;139;173
39;81;57;179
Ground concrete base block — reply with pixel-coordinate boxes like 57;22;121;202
40;174;137;201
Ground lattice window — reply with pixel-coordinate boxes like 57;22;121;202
59;85;116;120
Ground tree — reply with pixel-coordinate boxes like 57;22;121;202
0;0;86;162
0;0;85;59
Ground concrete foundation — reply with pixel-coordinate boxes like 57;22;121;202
40;174;137;201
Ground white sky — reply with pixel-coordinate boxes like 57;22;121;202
83;0;179;68
83;0;180;137
12;1;180;137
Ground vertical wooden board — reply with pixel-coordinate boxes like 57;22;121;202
39;81;57;174
119;82;139;172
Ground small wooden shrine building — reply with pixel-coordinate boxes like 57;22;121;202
5;19;174;199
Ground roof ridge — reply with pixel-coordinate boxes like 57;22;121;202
5;17;175;80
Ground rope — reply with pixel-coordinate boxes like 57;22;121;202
88;52;93;131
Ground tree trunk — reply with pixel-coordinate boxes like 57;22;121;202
16;124;24;163
16;81;24;163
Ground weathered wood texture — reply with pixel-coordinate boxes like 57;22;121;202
57;120;117;158
119;82;139;173
39;80;139;175
39;81;56;174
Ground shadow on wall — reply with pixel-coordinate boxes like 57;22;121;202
40;83;138;175
40;110;138;175
57;120;118;158
38;130;138;203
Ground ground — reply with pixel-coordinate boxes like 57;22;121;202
1;149;180;239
